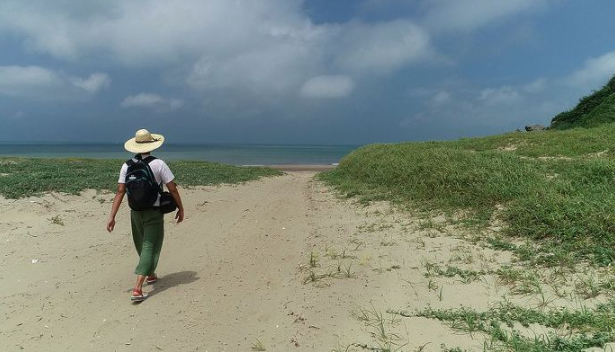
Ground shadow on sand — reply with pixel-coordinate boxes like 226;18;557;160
147;270;199;297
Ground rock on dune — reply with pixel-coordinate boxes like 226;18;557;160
525;124;547;132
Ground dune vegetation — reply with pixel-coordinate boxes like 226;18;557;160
320;122;615;266
0;157;282;199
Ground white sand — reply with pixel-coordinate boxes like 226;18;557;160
1;172;606;351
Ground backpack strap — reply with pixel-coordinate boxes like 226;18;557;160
146;156;161;192
142;155;158;164
125;155;156;167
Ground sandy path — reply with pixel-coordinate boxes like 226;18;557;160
1;172;519;351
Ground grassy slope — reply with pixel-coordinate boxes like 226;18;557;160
320;123;615;266
551;75;615;129
0;157;282;199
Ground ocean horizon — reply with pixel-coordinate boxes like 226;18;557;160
0;142;360;166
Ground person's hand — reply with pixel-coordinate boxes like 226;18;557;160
175;209;184;223
107;217;116;232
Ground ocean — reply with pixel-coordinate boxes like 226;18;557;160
0;143;360;166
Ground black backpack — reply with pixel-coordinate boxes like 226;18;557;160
125;155;161;211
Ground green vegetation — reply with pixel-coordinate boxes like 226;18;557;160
351;305;407;351
422;261;484;283
319;122;615;265
49;215;65;226
411;299;615;352
301;248;355;285
170;160;282;186
551;75;615;129
251;338;266;351
0;157;282;199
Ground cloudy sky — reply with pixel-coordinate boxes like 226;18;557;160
1;0;614;144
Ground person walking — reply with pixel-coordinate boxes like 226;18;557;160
106;129;185;301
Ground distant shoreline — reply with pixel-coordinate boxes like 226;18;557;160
0;155;339;170
0;155;340;169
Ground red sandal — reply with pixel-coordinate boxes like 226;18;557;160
146;274;157;284
131;289;149;302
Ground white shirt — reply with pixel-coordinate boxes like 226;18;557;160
118;158;175;206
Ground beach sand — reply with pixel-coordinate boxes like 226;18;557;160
1;172;599;351
266;164;337;172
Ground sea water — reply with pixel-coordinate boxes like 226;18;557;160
0;143;360;166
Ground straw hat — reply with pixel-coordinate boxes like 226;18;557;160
124;129;165;153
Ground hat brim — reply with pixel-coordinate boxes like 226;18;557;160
124;134;165;153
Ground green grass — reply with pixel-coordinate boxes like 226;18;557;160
551;75;615;130
319;123;615;265
411;299;615;352
251;338;266;351
351;305;407;351
422;262;485;284
0;157;282;199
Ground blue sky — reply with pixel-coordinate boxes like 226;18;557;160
1;0;614;144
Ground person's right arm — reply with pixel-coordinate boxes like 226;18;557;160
107;183;126;232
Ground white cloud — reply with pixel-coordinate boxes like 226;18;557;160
70;73;111;93
333;20;433;73
0;66;62;97
300;75;354;98
186;34;326;96
0;1;326;65
401;83;551;134
121;93;183;112
431;91;451;106
566;51;615;90
523;78;547;93
424;0;552;32
478;86;522;105
403;74;577;134
0;0;437;103
0;65;108;99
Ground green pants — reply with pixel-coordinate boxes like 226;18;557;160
130;209;164;276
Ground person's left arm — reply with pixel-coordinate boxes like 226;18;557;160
158;160;184;223
166;181;184;223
